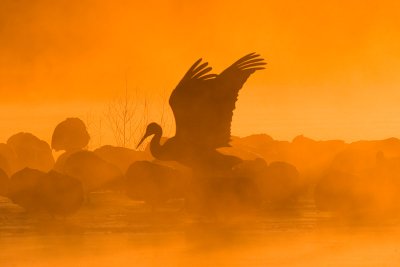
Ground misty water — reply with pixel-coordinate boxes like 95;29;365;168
1;192;399;267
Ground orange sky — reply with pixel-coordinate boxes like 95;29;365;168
1;0;400;145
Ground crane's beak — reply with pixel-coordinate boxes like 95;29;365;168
136;133;149;149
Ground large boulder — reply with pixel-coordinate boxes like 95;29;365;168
8;168;83;216
94;145;151;173
125;161;187;208
0;143;18;175
51;118;90;152
63;151;123;192
0;168;9;197
7;133;54;172
37;171;84;216
8;168;45;212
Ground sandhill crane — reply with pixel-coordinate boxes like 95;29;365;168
137;53;266;171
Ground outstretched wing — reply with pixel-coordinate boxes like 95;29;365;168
212;53;266;147
169;53;266;149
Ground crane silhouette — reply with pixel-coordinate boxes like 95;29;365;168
137;53;266;170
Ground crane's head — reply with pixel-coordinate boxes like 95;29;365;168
136;122;162;149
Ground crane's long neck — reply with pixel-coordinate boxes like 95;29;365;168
149;129;163;159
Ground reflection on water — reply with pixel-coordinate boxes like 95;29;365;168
1;193;400;267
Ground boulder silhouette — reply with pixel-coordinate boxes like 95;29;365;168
53;150;76;172
0;168;9;197
315;151;400;220
288;135;347;181
8;168;83;216
94;145;151;173
330;148;378;176
7;132;54;172
330;138;400;177
362;154;400;217
232;158;269;179
125;161;186;209
62;151;123;193
51;118;90;152
230;134;290;163
37;170;84;216
0;155;10;178
256;161;302;207
314;170;371;217
350;138;400;158
193;171;261;215
0;143;18;175
8;168;45;212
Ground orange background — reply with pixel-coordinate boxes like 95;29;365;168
1;0;400;144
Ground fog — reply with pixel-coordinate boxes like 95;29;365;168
2;2;400;265
1;193;400;267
